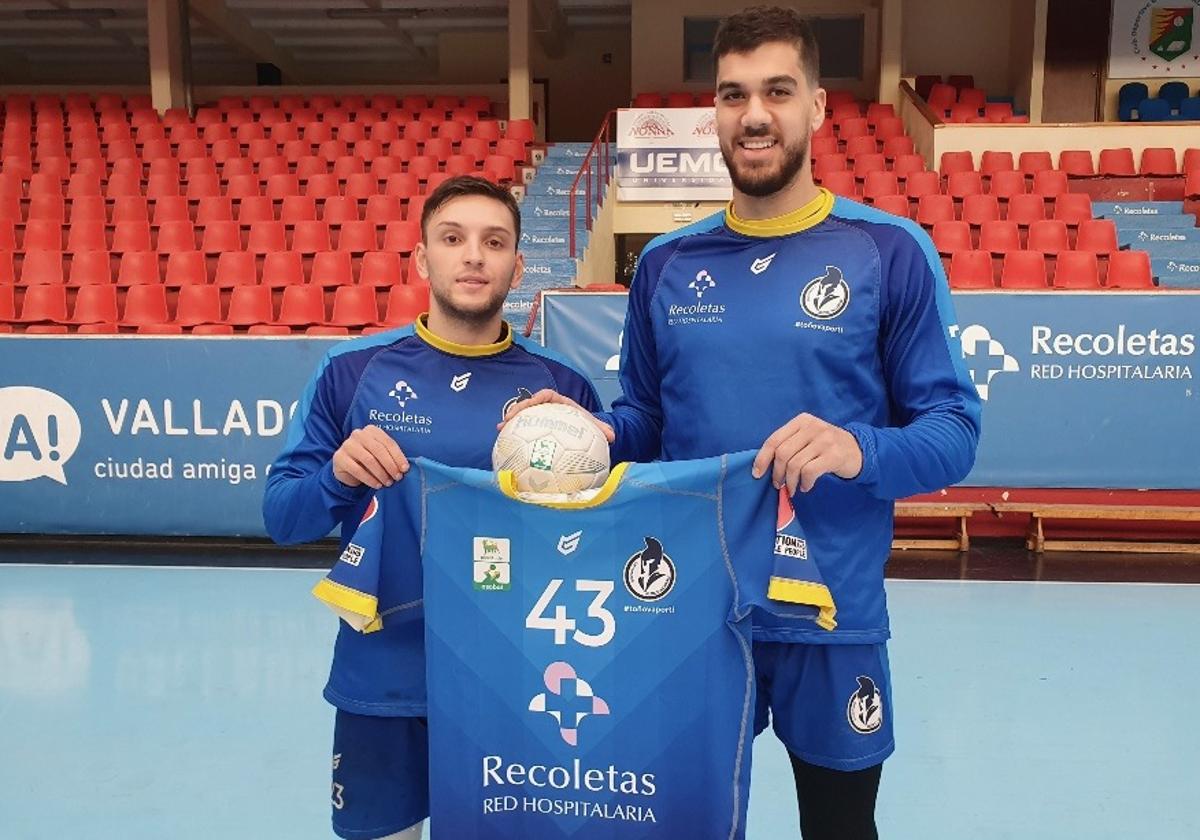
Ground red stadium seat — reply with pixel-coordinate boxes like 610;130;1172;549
292;220;332;254
946;171;983;199
1026;220;1070;255
199;220;241;253
904;170;941;199
1183;148;1200;173
364;195;405;225
939;152;974;177
320;196;361;224
16;283;68;322
1052;251;1101;289
345;173;381;200
914;75;941;100
932;221;972;255
1057;150;1095;177
24;219;64;251
111;221;153;253
279;195;317;224
337;220;380;253
505;119;535;143
1074;219;1118;254
947;104;978;123
483;155;516;183
1005;194;1047;226
226;286;274;326
380;284;429;326
820;171;856;197
1018;151;1054;176
120;283;170;326
226;174;262;200
116;251;160;286
332;155;366;178
1000;251;1049;289
277;284;326;326
915;194;956;227
983;103;1013;121
68;251;113;286
360;251;404;286
871;194;910;218
383;220;421;254
215;251;259;288
980;221;1021;254
261;251;304;288
979;151;1015;175
69;283;119;324
862;171;898;200
370;157;405;179
305;173;342;200
1097;148;1136;176
29;195;66;223
1031;170;1069;198
813;154;847;180
164;251;208;287
222;158;256;180
1139;147;1178;176
988;169;1027;200
195;196;234;225
175;284;223;326
961;194;1001;227
1052;193;1092;226
1185;170;1200;199
1106;250;1154;289
0;285;15;320
445;155;474;177
245;221;285;254
296;156;329;179
311;251;355;287
852;153;887;179
891;153;926;181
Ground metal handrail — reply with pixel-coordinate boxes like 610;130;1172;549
567;108;616;258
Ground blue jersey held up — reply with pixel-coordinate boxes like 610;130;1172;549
314;452;835;839
598;190;982;644
264;315;600;715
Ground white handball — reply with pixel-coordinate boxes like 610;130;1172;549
492;402;611;495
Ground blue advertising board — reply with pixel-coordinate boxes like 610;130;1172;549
541;291;1200;490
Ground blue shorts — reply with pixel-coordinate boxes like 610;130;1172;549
332;711;429;839
753;641;895;771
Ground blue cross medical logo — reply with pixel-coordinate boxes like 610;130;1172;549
529;661;610;747
952;324;1018;401
689;269;716;299
388;380;418;408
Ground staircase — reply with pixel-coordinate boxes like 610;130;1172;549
1094;201;1200;287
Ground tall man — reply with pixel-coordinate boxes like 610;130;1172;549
264;176;600;840
505;7;982;838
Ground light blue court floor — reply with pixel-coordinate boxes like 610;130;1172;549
1;563;1198;839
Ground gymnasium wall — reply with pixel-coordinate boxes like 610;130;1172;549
902;0;1017;97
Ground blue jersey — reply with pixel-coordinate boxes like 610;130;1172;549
314;452;835;839
264;315;600;715
598;190;982;644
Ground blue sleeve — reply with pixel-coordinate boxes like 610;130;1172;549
262;352;369;545
311;493;385;632
843;228;982;499
596;245;666;462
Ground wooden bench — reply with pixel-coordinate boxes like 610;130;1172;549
992;503;1200;554
893;502;981;551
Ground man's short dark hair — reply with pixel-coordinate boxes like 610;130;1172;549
712;6;820;88
420;175;521;245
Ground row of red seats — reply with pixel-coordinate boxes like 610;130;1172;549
914;75;975;98
933;219;1118;255
821;176;1096;223
3;118;520;149
820;167;1085;201
947;249;1154;290
2;218;424;258
3;250;426;289
1;283;429;331
1;92;492;114
5;246;428;287
940;148;1200;178
631;89;865;113
813;115;906;144
2;194;429;226
4;104;500;128
0;160;520;200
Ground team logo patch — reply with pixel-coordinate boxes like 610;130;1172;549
689;269;716;299
529;661;610;747
952;324;1019;401
339;543;365;567
622;536;676;601
750;253;776;275
800;265;851;320
557;530;582;555
501;387;534;422
388;379;418;408
847;675;884;735
450;372;472;392
473;537;511;591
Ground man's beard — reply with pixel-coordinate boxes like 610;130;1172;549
430;279;511;327
721;130;811;198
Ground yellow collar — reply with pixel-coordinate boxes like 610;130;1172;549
498;463;630;509
414;313;513;357
725;188;834;238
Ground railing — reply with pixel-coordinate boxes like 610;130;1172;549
568;109;616;259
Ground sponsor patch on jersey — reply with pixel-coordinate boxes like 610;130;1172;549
622;536;676;601
800;265;851;320
750;253;776;275
474;537;511;591
340;543;365;567
450;372;472;392
557;530;582;555
847;675;884;735
774;533;808;560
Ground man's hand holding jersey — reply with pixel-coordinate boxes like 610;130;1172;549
332;425;410;490
498;389;615;441
753;413;863;496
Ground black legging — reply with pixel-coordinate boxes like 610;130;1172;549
789;753;882;840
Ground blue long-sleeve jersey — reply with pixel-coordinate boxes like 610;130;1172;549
264;315;600;715
597;189;982;643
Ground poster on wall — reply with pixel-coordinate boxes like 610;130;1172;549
1109;0;1200;78
615;108;731;201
